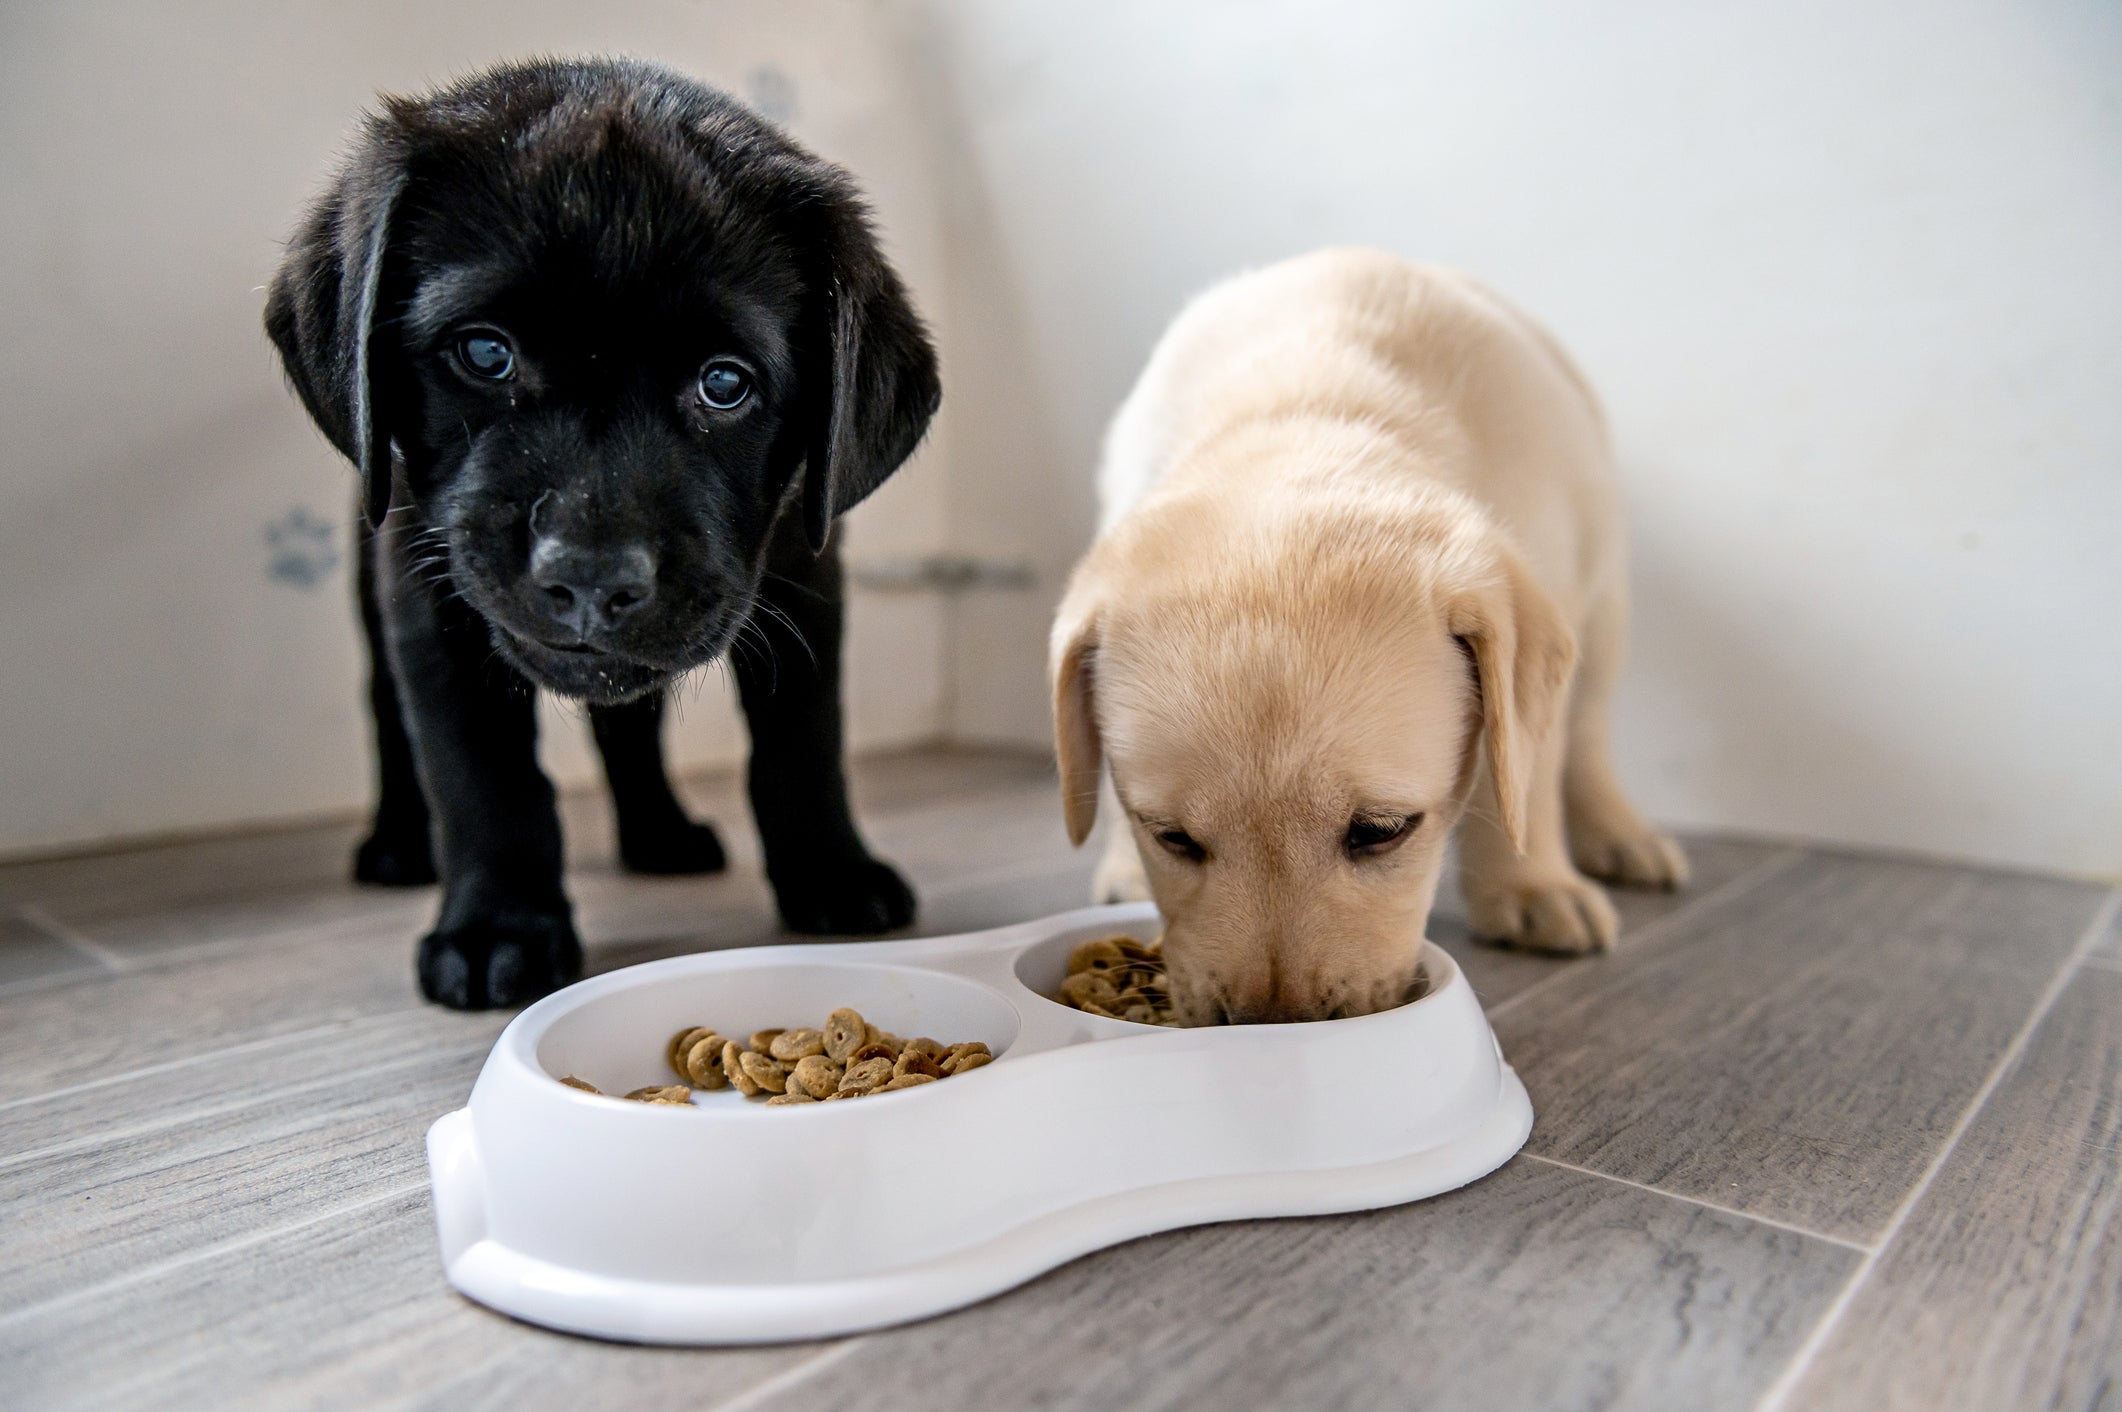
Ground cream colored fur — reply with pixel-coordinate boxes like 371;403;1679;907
1052;249;1685;1024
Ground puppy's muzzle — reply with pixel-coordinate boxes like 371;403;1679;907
528;536;656;644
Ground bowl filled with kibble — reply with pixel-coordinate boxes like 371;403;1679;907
426;901;1531;1345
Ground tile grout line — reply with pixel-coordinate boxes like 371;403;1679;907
16;903;132;973
0;1177;430;1332
1752;882;2122;1412
1483;845;1808;1021
704;1336;872;1412
1517;1152;1872;1254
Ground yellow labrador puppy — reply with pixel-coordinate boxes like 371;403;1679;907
1051;249;1685;1024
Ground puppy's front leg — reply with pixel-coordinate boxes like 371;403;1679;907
733;522;915;934
1460;720;1619;954
381;521;581;1009
590;691;726;876
350;507;436;887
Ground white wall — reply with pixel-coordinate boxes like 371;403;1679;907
915;0;2122;877
7;1;2118;879
0;0;953;856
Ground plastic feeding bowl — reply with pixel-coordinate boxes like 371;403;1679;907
425;901;1532;1344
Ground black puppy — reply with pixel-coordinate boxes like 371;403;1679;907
266;59;939;1009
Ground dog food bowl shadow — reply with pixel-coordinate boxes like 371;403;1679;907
426;901;1532;1345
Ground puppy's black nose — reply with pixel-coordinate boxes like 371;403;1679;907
529;538;656;638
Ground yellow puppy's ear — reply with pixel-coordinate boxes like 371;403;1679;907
1448;544;1576;854
1049;608;1103;847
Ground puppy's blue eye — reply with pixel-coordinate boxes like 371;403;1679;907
455;332;515;380
698;360;751;410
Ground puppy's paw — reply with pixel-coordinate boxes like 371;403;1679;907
773;856;917;936
1092;839;1152;905
353;825;436;888
1571;820;1689;892
618;817;727;876
1466;871;1619;954
417;913;582;1010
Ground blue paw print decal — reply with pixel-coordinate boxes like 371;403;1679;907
265;507;340;590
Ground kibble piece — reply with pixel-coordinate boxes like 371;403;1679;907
944;1050;993;1075
903;1036;945;1060
1068;937;1128;975
748;1029;785;1056
848;1040;896;1065
765;1089;816;1106
788;1055;844;1099
1062;971;1119;1009
684;1032;730;1089
558;1074;601;1094
883;1073;938;1091
667;1026;713;1078
1115;936;1159;961
822;1087;863;1101
624;1085;694;1105
769;1027;826;1062
823;1008;865;1059
893;1048;943;1080
722;1039;761;1097
840;1056;894;1093
738;1050;790;1094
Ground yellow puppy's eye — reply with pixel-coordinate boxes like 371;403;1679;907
1346;813;1419;858
1152;826;1206;863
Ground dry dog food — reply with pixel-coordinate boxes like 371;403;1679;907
1057;933;1179;1025
550;1008;995;1107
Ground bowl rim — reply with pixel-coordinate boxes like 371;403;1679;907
492;913;1465;1122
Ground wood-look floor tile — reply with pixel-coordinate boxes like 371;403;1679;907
0;914;420;1103
0;1054;484;1314
0;1007;508;1168
1431;834;1798;1011
0;1187;813;1412
1496;852;2109;1243
776;1157;1859;1412
2089;893;2122;964
0;911;106;991
1785;962;2122;1412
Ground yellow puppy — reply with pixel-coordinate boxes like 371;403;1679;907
1051;249;1686;1024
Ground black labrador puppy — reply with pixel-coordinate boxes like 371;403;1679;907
266;58;939;1009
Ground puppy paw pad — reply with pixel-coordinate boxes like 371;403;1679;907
1572;826;1690;891
417;915;583;1011
774;857;917;936
1466;873;1619;954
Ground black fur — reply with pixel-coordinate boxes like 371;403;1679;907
266;59;938;1009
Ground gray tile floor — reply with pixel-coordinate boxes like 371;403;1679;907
1;747;2115;1411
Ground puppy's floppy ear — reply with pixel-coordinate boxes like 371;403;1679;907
264;121;409;530
1050;604;1103;848
1447;543;1576;854
792;171;942;553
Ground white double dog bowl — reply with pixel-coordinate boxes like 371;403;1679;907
426;901;1532;1344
